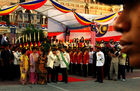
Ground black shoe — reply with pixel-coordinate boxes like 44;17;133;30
99;81;103;83
94;80;98;82
47;81;50;83
51;80;56;83
59;80;64;82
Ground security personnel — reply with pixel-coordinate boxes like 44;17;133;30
95;47;105;83
59;46;70;83
118;53;127;81
77;48;83;76
72;48;77;75
109;48;119;81
83;48;89;77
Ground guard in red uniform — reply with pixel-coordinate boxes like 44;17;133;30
83;48;89;77
77;48;83;76
72;48;77;75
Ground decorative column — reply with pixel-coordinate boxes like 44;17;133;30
43;16;46;25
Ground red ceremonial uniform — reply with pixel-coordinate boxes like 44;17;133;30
79;43;82;48
83;51;89;64
69;51;73;63
77;51;83;64
72;51;77;64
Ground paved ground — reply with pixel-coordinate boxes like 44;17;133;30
0;70;140;91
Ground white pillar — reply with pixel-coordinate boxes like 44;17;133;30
9;14;12;22
43;16;46;24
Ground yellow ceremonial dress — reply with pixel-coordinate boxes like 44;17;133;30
20;55;29;84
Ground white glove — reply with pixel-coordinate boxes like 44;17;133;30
86;63;88;65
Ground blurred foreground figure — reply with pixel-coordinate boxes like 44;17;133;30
98;0;140;67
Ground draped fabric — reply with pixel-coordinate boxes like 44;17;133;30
0;0;121;38
73;12;93;26
50;0;71;13
95;13;118;25
0;5;19;16
20;0;47;10
50;0;93;26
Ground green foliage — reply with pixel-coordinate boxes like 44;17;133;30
21;24;44;43
1;15;10;26
0;8;10;25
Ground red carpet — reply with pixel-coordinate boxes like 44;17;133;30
58;75;86;82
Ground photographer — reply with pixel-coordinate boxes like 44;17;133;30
109;48;120;81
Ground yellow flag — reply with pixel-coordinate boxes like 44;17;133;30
38;32;39;41
30;33;31;42
23;35;24;43
26;34;27;42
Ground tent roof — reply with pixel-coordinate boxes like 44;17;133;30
14;0;101;27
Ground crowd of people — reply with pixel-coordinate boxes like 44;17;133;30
0;35;133;85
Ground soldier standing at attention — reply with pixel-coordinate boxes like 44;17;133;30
77;48;83;76
83;48;89;77
72;48;77;75
95;47;105;83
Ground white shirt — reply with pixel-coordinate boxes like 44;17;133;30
96;51;105;66
89;51;94;64
13;51;21;65
60;52;70;68
47;51;57;69
1;35;7;44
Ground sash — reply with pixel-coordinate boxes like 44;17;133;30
24;56;29;61
61;52;69;70
56;55;60;61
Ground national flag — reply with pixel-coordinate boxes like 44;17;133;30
23;43;25;48
38;41;41;47
26;43;29;47
91;24;96;32
20;43;22;48
35;42;37;47
30;42;33;47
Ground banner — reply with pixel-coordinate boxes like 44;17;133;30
50;0;71;13
0;5;19;16
95;13;118;25
95;24;109;37
20;0;47;10
73;12;93;26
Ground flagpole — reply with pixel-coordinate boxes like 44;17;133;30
30;33;31;42
19;36;20;43
26;34;27;42
34;32;36;41
23;35;24;43
38;31;39;41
